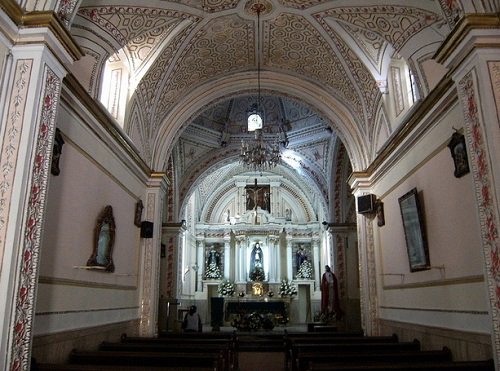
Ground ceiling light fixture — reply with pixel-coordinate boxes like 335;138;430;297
240;3;281;173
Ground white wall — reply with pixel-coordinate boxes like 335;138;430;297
372;101;490;334
35;87;147;336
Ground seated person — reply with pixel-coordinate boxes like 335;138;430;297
182;305;202;332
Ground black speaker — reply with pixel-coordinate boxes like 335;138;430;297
357;194;376;214
211;297;224;329
140;221;154;238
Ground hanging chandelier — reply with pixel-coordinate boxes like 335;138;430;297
240;2;282;173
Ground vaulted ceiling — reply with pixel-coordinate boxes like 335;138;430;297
66;0;469;213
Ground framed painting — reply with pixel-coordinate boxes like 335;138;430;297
398;188;430;272
447;132;470;178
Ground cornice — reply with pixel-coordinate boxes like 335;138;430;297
383;274;484;290
0;0;83;61
350;74;455;186
63;73;152;176
434;14;500;66
38;276;137;290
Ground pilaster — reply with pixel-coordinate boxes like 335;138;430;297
139;173;169;337
0;43;69;370
436;16;500;366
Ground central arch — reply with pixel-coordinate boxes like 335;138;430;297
151;70;371;172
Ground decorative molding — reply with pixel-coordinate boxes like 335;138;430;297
11;66;61;371
0;0;83;61
459;69;500;360
350;75;455;180
38;276;137;290
139;192;156;336
0;59;32;271
62;74;151;175
488;61;500;126
36;306;140;316
434;14;500;66
380;305;488;315
383;274;484;290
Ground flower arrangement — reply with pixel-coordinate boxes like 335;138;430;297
217;279;235;297
205;259;222;279
296;260;313;279
249;267;265;282
279;279;297;297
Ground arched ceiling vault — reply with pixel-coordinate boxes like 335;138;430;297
61;0;472;222
153;71;369;171
69;0;453;173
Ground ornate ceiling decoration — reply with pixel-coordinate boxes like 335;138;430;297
70;0;451;211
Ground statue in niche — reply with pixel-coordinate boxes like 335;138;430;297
295;244;307;269
294;243;313;279
251;242;263;269
249;242;265;281
205;245;222;279
87;205;115;272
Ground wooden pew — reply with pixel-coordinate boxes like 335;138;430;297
287;340;421;371
117;333;237;370
296;348;452;371
35;363;216;371
68;349;225;370
99;341;236;371
306;359;495;371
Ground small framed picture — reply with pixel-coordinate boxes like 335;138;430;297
376;200;385;227
134;200;143;227
399;188;430;272
447;132;470;178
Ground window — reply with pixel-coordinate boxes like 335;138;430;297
247;113;263;131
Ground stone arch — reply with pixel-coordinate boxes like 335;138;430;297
151;70;370;173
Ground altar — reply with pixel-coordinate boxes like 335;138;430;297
224;297;290;324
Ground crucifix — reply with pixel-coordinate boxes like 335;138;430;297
245;179;271;224
245;179;262;211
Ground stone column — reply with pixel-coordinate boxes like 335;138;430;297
312;238;321;291
269;180;281;217
139;174;169;337
286;234;293;280
267;235;279;282
0;13;80;368
235;235;245;283
223;231;231;279
196;237;205;291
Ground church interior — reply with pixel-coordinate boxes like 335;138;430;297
0;0;500;369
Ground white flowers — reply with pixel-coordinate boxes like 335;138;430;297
279;279;297;297
296;260;313;279
218;279;235;297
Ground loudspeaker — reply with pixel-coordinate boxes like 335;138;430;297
357;194;376;214
211;297;224;329
140;221;154;238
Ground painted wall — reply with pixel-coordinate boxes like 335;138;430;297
35;91;147;336
372;101;490;335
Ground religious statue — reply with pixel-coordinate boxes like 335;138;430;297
205;248;222;279
295;244;307;269
245;179;271;213
249;242;265;281
251;242;263;269
320;265;343;320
